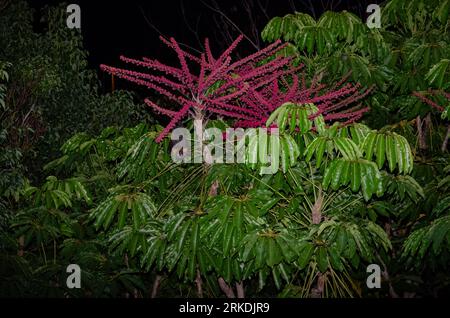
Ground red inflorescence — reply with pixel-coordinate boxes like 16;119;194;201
101;36;372;142
413;90;448;112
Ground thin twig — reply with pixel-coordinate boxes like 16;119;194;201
138;5;202;55
200;0;259;50
180;0;204;50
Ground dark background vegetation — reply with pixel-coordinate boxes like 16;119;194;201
0;0;449;298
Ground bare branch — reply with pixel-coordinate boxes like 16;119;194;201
200;0;259;50
180;0;204;50
0;0;11;13
138;5;202;55
288;0;297;12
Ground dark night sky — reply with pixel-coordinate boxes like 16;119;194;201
25;0;382;92
26;1;382;62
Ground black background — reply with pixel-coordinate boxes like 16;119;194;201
26;0;383;69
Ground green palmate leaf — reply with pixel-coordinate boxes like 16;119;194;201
90;193;157;229
265;107;284;128
323;160;338;189
117;132;160;181
190;220;200;257
301;108;312;133
334;137;362;160
375;133;386;169
360;164;371;201
276;235;298;262
347;123;371;146
241;233;258;261
117;202;128;229
425;59;449;88
366;221;392;251
298;242;314;269
362;132;413;174
131;203;141;229
397;135;413;174
314;114;326;135
176;218;192;251
290;108;297;133
280;137;290;173
386;174;424;201
315;137;327;167
167;213;188;240
402;215;450;264
307;134;364;168
188;249;196;280
348;225;371;261
324;158;382;200
277;263;290;283
435;0;450;22
328;247;344;271
272;266;282;289
316;246;328;273
92;199;119;230
245;129;299;174
233;202;243;229
336;227;347;254
197;247;207;273
261;12;316;43
305;137;325;162
222;221;235;256
331;160;345;190
385;135;396;172
267;238;282;267
339;160;351;186
265;102;320;134
433;196;450;217
247;132;259;168
255;238;267;269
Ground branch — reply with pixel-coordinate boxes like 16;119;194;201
200;0;259;50
235;282;245;298
0;0;11;13
442;125;450;153
376;254;399;298
180;0;204;50
218;277;236;298
195;270;204;298
312;187;323;224
151;274;162;298
138;5;202;55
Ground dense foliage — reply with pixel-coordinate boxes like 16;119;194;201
0;0;449;298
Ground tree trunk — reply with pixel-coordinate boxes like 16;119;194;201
17;235;24;257
218;277;236;298
310;273;325;298
377;254;399;298
236;281;245;298
151;275;162;298
311;187;323;225
311;188;325;297
417;115;427;150
442;125;450;152
195;270;204;298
